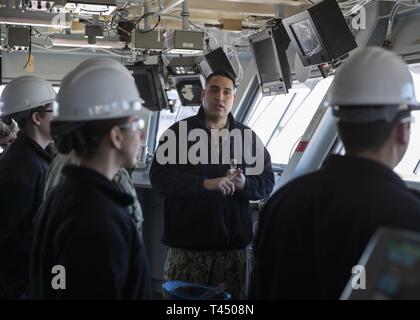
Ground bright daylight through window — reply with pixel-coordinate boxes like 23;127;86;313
393;67;420;182
246;77;333;165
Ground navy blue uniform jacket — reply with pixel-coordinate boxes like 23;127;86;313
150;107;274;250
0;132;52;293
251;155;420;299
30;166;151;299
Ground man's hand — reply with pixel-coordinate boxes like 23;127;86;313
203;174;237;196
227;168;246;190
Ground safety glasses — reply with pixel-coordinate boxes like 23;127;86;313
118;118;145;133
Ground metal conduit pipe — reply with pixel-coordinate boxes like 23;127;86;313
144;2;151;30
181;0;190;31
274;4;285;18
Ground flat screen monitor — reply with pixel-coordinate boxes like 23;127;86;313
176;79;203;107
283;0;357;67
252;37;281;84
249;25;292;96
341;228;420;300
290;19;322;57
204;47;237;79
126;63;169;112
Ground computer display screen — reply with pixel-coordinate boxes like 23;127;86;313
252;37;282;84
372;239;420;299
283;0;357;67
127;64;168;112
341;228;420;300
290;19;322;57
204;47;237;79
176;79;203;107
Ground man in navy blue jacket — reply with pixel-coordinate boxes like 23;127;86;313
250;47;420;300
150;71;274;298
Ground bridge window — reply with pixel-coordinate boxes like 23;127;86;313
394;67;420;182
245;77;333;165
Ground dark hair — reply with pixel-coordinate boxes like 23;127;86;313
337;110;410;154
0;121;11;139
2;103;53;131
54;117;129;158
205;70;236;89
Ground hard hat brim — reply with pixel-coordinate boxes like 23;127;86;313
332;103;417;123
0;98;56;118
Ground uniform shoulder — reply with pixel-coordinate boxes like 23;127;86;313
0;143;44;182
235;121;251;130
266;171;323;205
231;122;263;141
281;170;323;191
169;114;198;129
55;182;136;242
61;178;130;219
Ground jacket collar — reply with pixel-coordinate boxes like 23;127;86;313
324;155;405;187
195;106;237;131
62;165;134;207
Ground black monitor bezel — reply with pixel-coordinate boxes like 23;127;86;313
175;78;203;107
126;63;169;112
204;47;237;79
249;27;291;95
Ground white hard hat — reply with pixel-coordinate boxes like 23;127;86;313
54;57;144;122
325;47;420;123
0;75;56;118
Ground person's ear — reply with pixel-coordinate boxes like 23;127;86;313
109;126;123;150
31;112;42;127
201;88;206;101
395;121;410;146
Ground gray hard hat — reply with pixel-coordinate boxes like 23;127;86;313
54;57;144;122
0;75;56;118
325;47;420;123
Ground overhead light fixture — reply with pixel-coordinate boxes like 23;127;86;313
164;30;203;55
167;48;203;55
0;8;71;29
50;34;125;49
65;0;116;4
63;3;117;16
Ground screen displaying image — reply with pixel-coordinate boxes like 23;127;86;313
291;19;322;57
252;37;281;83
176;80;203;106
373;239;420;299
